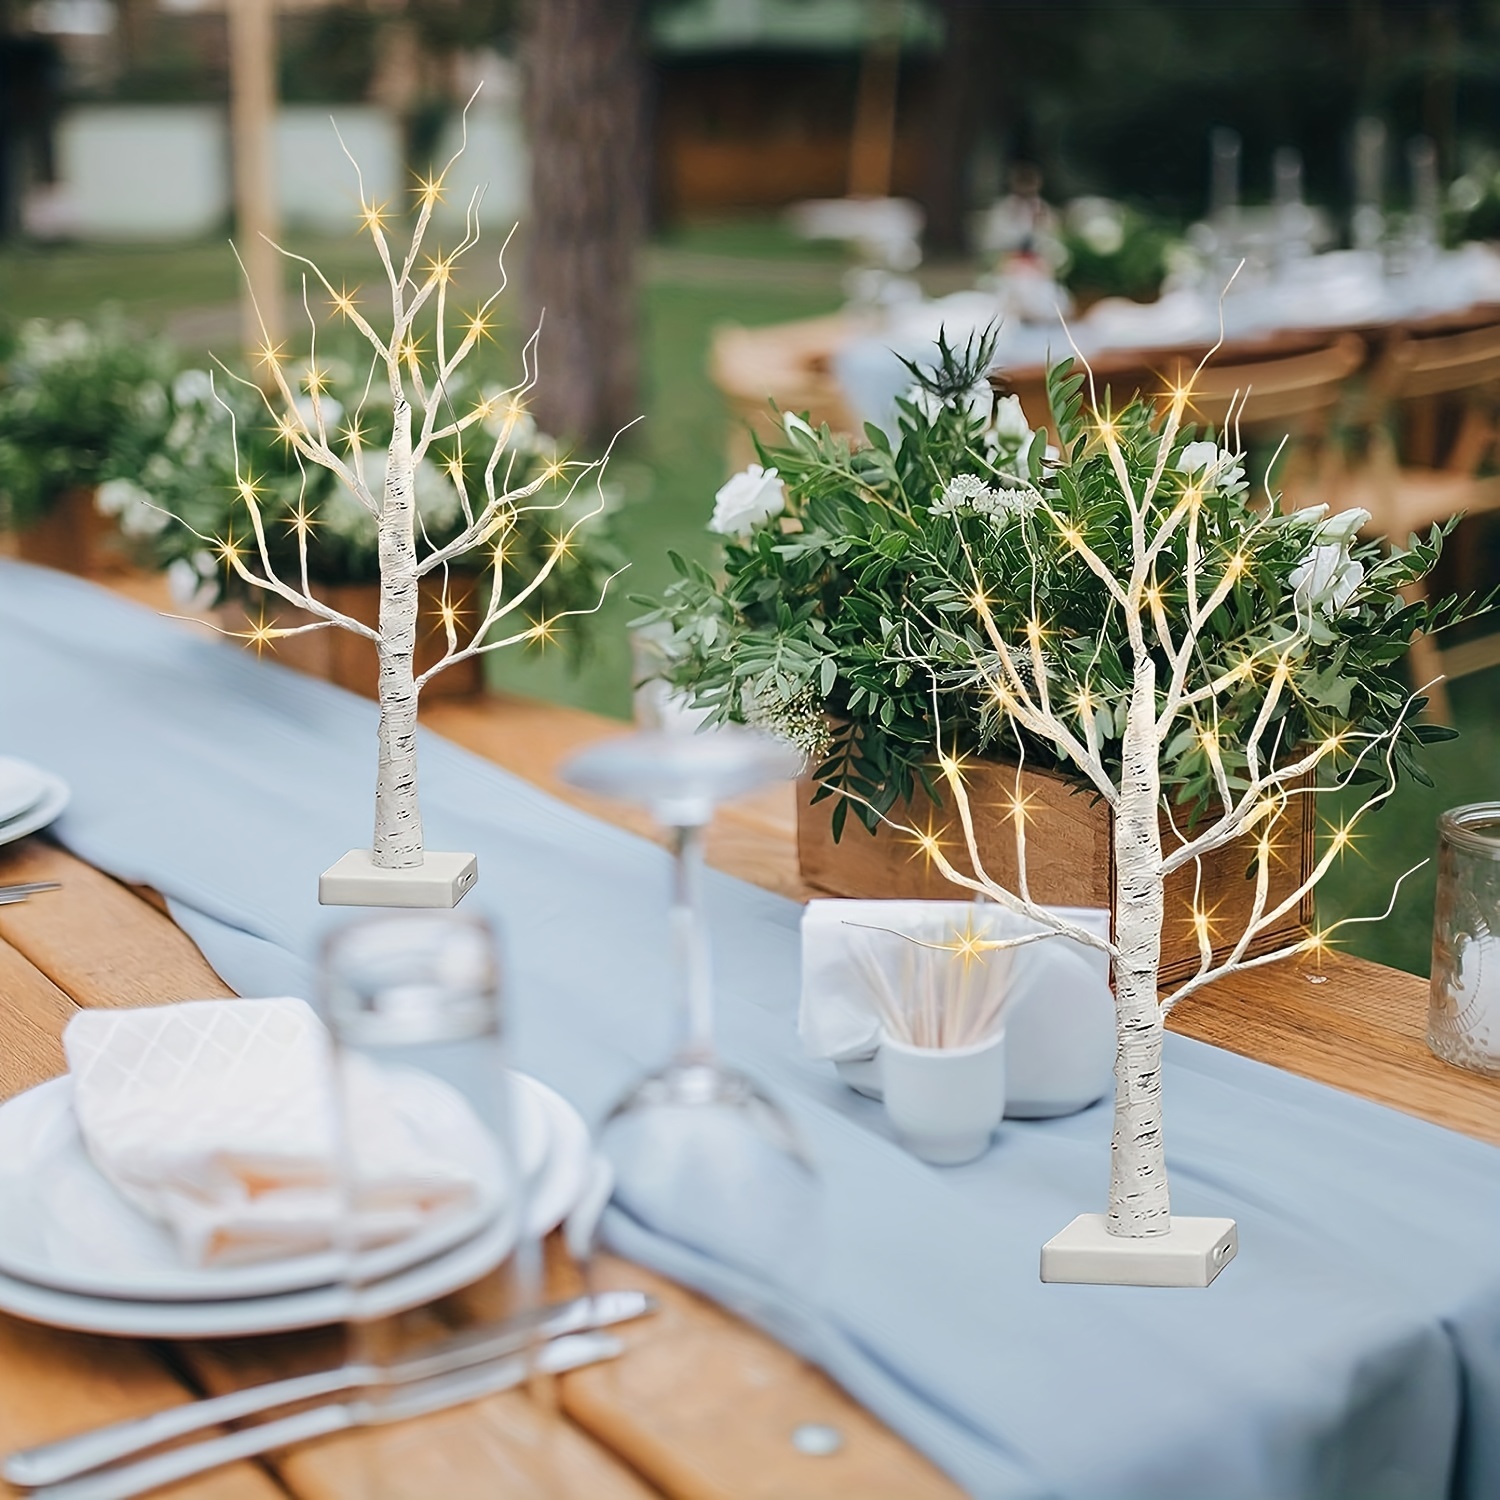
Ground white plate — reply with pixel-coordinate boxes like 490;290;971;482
0;1076;592;1339
0;757;47;825
0;1071;507;1302
513;1073;590;1242
0;771;69;849
0;1203;521;1339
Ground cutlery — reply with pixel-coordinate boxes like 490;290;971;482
24;1329;623;1500
5;1289;652;1490
0;882;60;898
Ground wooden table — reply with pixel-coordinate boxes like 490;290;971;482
1;653;1498;1498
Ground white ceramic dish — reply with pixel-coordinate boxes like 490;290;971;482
0;1206;520;1338
514;1072;591;1243
0;1074;592;1339
0;757;48;825
0;770;69;849
0;1070;507;1302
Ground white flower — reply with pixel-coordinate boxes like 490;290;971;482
326;452;458;536
1313;507;1371;547
96;478;167;537
1290;544;1365;619
709;464;785;534
1079;212;1125;257
171;369;215;408
931;473;1037;524
1176;441;1245;491
1177;441;1221;474
991;393;1031;443
166;552;220;610
783;412;817;443
903;381;992;426
293;394;345;432
932;473;993;515
1287;507;1370;620
414;458;460;530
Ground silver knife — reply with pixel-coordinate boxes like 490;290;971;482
27;1329;623;1500
5;1290;652;1490
0;881;60;899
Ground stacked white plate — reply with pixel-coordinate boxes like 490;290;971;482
0;756;69;848
0;1069;591;1337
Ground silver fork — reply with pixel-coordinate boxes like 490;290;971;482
25;1330;623;1500
4;1288;652;1491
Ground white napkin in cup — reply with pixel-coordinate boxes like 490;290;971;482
799;900;1116;1118
63;998;478;1268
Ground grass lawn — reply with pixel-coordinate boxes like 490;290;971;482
1;224;1495;976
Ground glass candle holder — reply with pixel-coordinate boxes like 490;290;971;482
1428;803;1500;1077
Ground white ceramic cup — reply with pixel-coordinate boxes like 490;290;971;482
879;1029;1007;1165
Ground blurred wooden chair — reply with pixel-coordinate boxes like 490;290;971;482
1330;320;1500;719
1160;332;1367;502
710;314;863;471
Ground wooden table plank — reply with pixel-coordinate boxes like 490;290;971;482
182;1334;658;1500
422;699;807;902
1168;950;1500;1144
556;1258;957;1500
0;842;231;1017
0;936;76;1101
0;1318;287;1499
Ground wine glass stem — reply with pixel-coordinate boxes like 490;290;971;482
672;823;715;1063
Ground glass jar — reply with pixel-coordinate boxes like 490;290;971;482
1428;803;1500;1077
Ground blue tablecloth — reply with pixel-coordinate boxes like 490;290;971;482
2;559;1497;1500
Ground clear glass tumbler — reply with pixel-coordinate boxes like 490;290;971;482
1428;803;1500;1077
321;914;535;1444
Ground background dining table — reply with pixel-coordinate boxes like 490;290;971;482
0;572;1496;1499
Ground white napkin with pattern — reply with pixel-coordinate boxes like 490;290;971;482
64;998;476;1267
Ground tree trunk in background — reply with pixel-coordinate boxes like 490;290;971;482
521;0;646;449
920;0;994;255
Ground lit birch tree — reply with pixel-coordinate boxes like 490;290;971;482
196;123;622;872
873;363;1435;1238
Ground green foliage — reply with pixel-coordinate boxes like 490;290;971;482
1057;202;1177;303
118;361;619;665
641;335;1492;835
0;316;175;529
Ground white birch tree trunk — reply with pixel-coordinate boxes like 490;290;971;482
1107;656;1171;1236
372;395;424;868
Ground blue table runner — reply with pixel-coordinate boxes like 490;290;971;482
2;559;1497;1500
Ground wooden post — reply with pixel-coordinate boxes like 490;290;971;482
226;0;283;355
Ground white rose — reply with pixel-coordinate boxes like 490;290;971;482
1290;544;1365;619
97;478;167;538
991;393;1031;443
414;458;460;530
1177;441;1221;475
709;464;785;534
1176;441;1245;491
783;412;817;443
293;394;345;431
171;369;215;408
166;553;220;610
1313;507;1371;547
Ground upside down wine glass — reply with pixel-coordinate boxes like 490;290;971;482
562;728;821;1292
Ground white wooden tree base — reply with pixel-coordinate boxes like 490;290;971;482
318;850;478;908
1040;1213;1237;1287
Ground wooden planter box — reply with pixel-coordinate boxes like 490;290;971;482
797;758;1315;986
213;573;485;701
12;487;129;577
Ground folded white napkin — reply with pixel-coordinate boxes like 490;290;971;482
64;998;478;1268
800;900;1116;1119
